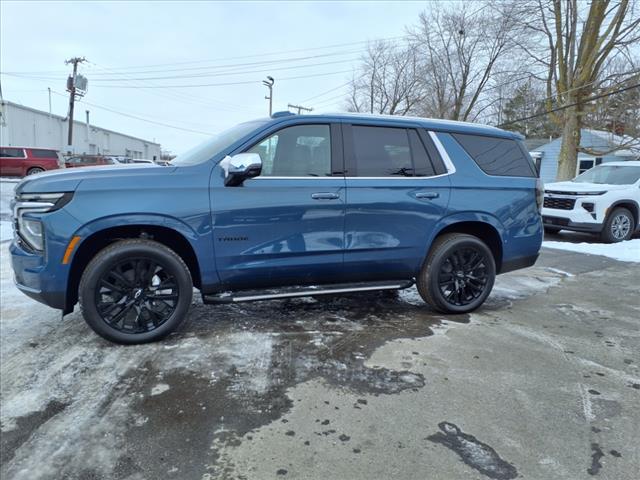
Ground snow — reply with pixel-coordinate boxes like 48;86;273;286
1;220;13;242
543;239;640;263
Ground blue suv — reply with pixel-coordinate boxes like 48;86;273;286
10;113;543;343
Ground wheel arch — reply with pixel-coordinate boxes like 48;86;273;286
426;215;505;273
608;200;639;229
66;222;202;313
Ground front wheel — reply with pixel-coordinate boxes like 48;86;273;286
600;207;635;243
79;239;193;344
417;234;496;314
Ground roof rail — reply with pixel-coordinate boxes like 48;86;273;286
271;111;295;118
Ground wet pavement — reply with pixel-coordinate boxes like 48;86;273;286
1;248;639;479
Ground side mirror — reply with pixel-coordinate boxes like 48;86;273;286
221;153;262;186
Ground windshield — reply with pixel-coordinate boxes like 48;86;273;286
171;120;267;166
573;164;640;185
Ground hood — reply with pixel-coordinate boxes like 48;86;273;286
15;164;177;194
544;180;628;193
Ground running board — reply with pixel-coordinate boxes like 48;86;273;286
202;280;414;304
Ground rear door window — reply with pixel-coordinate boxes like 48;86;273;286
0;147;25;158
451;133;536;177
349;126;438;177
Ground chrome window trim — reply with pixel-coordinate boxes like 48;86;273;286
250;130;456;180
428;131;456;175
252;176;339;180
252;176;450;180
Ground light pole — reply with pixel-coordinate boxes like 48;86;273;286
262;76;274;116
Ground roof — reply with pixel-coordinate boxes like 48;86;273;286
266;112;520;139
584;128;639;148
603;160;640;166
524;138;552;151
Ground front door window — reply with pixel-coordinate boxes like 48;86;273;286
248;124;331;177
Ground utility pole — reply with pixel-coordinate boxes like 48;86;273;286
65;57;86;148
262;76;274;116
288;103;313;115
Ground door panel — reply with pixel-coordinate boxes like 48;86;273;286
210;123;346;290
0;148;25;176
342;124;451;281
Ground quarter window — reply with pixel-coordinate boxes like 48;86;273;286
0;147;25;158
30;149;58;158
350;126;436;177
248;124;331;177
452;133;536;177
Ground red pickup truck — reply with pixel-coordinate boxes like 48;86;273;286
0;147;65;177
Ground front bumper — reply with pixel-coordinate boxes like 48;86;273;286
10;241;67;310
542;215;603;233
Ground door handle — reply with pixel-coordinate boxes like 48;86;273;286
311;192;340;200
415;191;439;200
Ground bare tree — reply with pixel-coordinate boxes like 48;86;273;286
346;40;422;115
519;0;640;180
409;1;522;121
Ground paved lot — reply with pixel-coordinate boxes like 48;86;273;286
1;247;639;480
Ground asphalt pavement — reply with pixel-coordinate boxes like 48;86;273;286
1;247;639;480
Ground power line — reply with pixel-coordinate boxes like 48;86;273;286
90;69;354;89
51;90;213;135
87;62;254;112
498;82;640;127
85;58;361;82
3;36;408;75
300;81;353;103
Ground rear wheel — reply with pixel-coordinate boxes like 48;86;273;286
600;207;635;243
79;239;193;344
417;234;496;314
26;167;45;175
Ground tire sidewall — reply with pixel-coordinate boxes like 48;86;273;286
80;241;192;344
426;236;496;314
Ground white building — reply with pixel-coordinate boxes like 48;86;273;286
0;100;162;160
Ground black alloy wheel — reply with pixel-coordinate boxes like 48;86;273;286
437;247;489;307
95;257;179;333
417;233;496;313
79;239;193;344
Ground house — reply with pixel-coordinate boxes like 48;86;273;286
527;129;640;184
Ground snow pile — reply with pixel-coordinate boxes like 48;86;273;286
543;239;640;263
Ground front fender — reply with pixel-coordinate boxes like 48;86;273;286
71;213;219;289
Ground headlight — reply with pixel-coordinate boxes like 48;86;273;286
12;192;72;252
18;217;44;250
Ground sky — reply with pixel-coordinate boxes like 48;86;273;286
0;0;445;154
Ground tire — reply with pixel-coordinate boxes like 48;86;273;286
417;233;496;314
79;239;193;344
544;226;561;235
26;167;45;176
600;207;635;243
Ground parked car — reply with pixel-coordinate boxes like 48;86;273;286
542;161;640;242
10;112;543;344
0;147;65;176
113;158;157;166
65;155;118;169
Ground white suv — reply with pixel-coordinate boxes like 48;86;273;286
542;161;640;243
